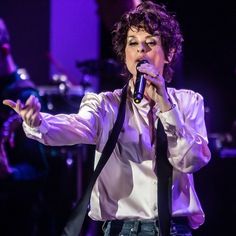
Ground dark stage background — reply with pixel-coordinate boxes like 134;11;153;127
1;0;236;235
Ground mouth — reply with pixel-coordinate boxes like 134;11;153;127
136;58;149;64
136;58;145;62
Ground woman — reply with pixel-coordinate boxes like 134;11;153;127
3;1;211;235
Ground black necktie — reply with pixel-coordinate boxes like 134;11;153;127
156;119;173;236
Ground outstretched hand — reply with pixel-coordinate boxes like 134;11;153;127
3;95;42;128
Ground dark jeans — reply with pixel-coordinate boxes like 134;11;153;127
103;218;192;236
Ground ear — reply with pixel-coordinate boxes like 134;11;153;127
165;48;176;64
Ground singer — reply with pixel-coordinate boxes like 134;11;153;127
3;1;211;236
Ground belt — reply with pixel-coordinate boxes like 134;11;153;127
109;217;188;225
104;217;188;233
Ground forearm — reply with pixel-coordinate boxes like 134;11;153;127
167;129;211;173
23;112;97;146
159;106;211;173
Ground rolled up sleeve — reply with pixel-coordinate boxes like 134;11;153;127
159;90;211;173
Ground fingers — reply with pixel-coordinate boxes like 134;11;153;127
137;63;169;101
2;99;17;110
20;95;42;127
16;99;24;113
144;74;165;87
137;64;165;88
3;99;25;114
3;96;42;127
30;112;42;127
137;63;159;78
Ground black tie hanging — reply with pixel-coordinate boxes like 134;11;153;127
156;118;173;236
61;84;127;236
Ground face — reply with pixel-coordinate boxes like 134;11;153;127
125;27;167;80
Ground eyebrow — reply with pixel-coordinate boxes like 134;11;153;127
127;35;157;39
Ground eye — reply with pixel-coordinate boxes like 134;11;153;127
146;41;157;46
128;41;138;46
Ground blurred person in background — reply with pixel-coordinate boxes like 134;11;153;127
0;18;48;236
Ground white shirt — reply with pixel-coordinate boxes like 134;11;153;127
23;82;211;229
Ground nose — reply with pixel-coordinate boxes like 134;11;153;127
137;43;146;53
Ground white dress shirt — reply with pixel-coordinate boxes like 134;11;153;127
23;81;211;229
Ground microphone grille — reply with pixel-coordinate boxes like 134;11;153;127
136;59;149;68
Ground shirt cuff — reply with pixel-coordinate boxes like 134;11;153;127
23;118;49;137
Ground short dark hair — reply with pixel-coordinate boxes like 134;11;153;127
112;1;183;82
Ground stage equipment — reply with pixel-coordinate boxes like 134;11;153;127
38;82;95;236
76;58;124;91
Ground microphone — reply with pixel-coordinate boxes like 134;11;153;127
133;60;148;104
